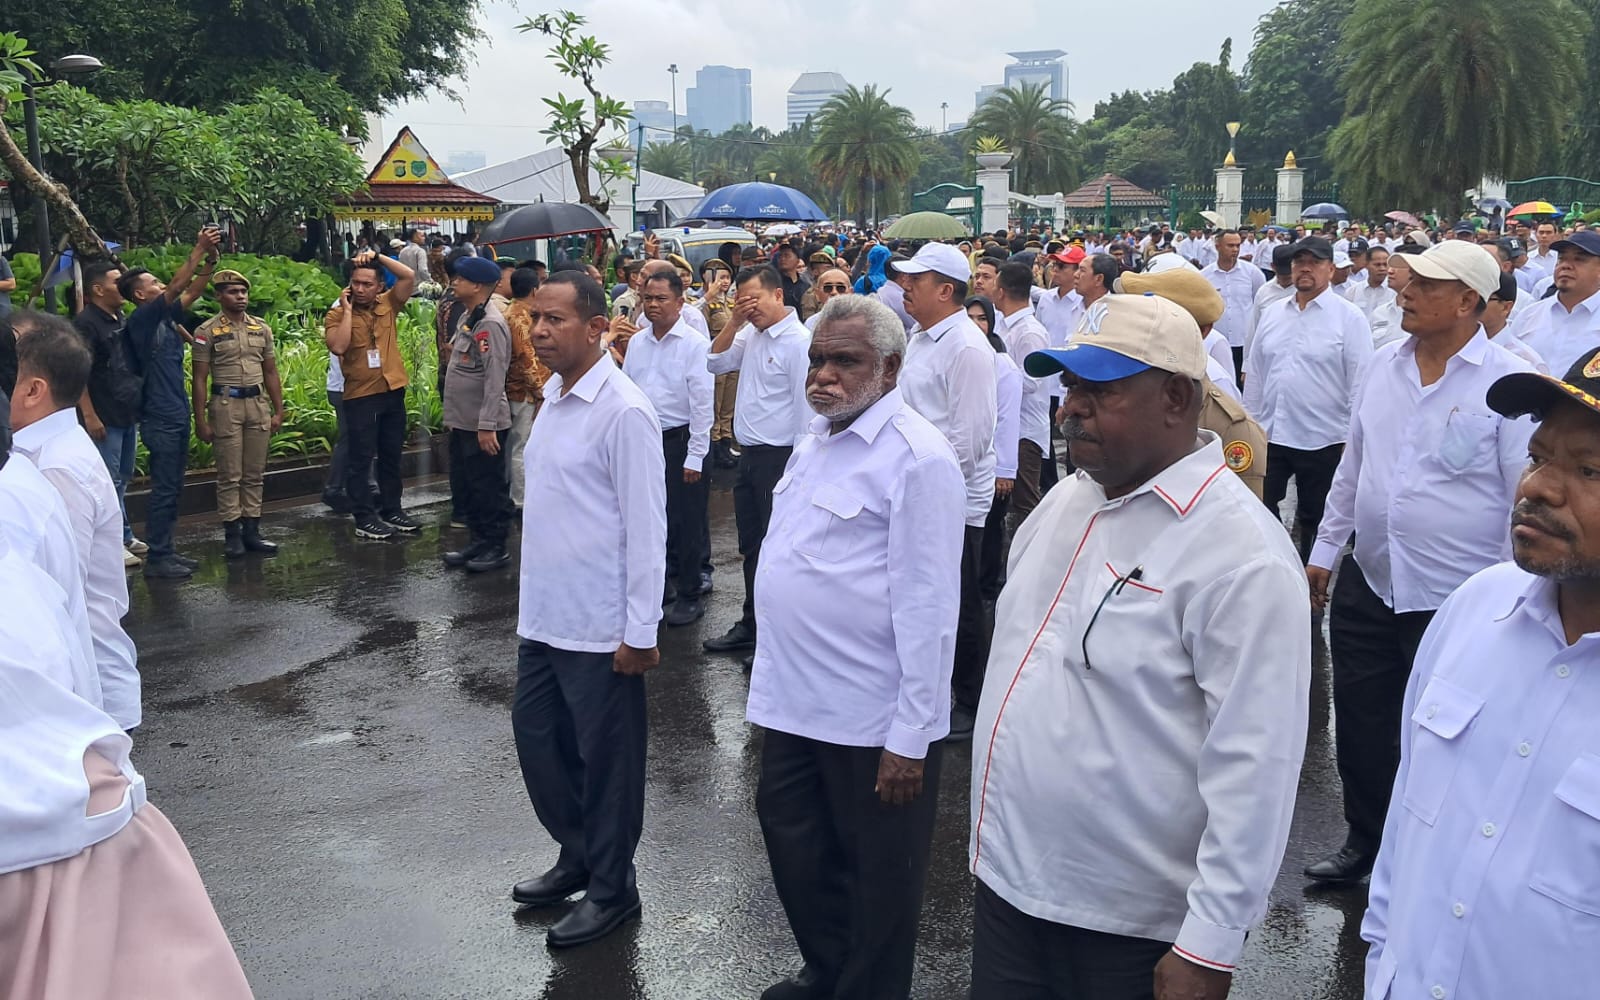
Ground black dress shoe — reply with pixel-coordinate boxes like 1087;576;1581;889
443;540;489;568
142;556;194;580
761;966;830;1000
511;867;588;907
546;895;641;948
947;704;977;743
1304;844;1376;884
465;544;512;573
664;597;704;627
172;552;201;570
703;621;756;652
741;652;755;671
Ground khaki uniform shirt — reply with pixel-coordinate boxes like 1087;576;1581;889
443;301;512;432
324;290;408;401
193;313;274;387
700;296;734;337
799;287;820;322
1199;378;1267;500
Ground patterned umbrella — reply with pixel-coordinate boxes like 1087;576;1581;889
1508;201;1559;220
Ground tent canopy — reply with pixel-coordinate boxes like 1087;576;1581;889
454;150;705;220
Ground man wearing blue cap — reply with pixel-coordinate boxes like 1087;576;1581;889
970;293;1309;1000
1505;229;1600;374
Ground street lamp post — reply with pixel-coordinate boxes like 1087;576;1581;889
21;53;103;312
668;64;679;137
940;102;948;132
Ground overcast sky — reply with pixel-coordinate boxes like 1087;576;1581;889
375;0;1281;171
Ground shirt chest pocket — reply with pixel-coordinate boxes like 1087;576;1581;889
795;483;871;564
1400;675;1484;825
1529;754;1600;917
1434;411;1497;473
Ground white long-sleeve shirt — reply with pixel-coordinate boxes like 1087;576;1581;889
1243;287;1374;449
706;308;812;447
1506;285;1600;375
1346;281;1392;326
992;351;1022;480
622;315;715;472
12;408;141;730
1363;563;1600;1000
1243;278;1295;353
996;305;1051;452
747;389;965;759
901;309;998;527
1201;261;1266;348
971;433;1310;973
1309;331;1533;613
1034;287;1085;349
518;356;666;652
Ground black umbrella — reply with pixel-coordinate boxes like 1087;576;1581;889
479;202;615;246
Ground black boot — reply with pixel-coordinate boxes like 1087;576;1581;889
242;517;278;554
223;520;246;559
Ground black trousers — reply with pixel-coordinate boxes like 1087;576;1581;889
1040;397;1061;494
971;880;1171;1000
662;426;709;598
1262;442;1344;563
512;639;646;907
343;388;407;518
732;444;792;631
980;493;1012;601
757;730;942;1000
952;524;988;712
448;428;511;546
1231;345;1245;386
1329;555;1437;853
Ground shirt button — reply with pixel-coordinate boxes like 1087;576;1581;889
1432;987;1446;999
1452;902;1466;918
1482;822;1497;838
1518;742;1532;757
1426;705;1439;719
1557;664;1572;678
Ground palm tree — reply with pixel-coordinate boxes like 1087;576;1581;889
1332;0;1580;217
969;80;1079;194
640;142;693;181
810;84;919;225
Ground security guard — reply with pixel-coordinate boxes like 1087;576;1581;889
440;254;514;572
1117;267;1268;499
193;269;284;557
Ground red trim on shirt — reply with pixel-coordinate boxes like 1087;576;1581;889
973;510;1101;866
1104;562;1164;595
1172;945;1235;972
1153;463;1227;516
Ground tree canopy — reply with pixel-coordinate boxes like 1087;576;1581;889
810;85;920;225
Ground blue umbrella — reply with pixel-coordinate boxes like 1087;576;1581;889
1478;197;1512;212
1301;202;1348;220
684;182;827;223
42;243;123;289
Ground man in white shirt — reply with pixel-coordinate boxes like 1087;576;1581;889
992;262;1051;524
1361;357;1600;1000
1485;273;1548;371
803;268;851;331
1304;241;1535;885
1526;219;1561;275
511;271;666;949
1035;247;1086;350
1243;243;1297;354
1201;230;1266;382
1244;236;1375;562
1347;245;1392;325
749;295;965;1000
704;266;813;658
971;294;1309;1000
896;242;998;742
623;269;714;628
8;313;141;731
1506;230;1600;374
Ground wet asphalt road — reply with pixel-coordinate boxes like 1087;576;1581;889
126;473;1369;1000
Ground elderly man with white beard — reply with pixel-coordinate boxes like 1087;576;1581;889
746;294;966;1000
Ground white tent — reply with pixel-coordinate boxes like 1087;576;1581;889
453;149;705;231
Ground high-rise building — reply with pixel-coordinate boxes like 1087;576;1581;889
630;100;677;145
686;65;751;135
787;72;849;128
973;50;1069;116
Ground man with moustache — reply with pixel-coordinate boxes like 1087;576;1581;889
750;294;964;1000
1360;351;1600;999
804;268;853;331
1505;230;1600;374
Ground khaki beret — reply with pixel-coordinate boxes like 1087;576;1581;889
666;253;693;272
808;251;833;266
1117;267;1225;327
212;269;250;291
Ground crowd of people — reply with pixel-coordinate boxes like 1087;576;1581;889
3;200;1600;999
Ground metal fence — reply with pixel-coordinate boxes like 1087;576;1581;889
1507;176;1600;212
910;183;980;234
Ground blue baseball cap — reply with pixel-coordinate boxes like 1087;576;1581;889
1552;230;1600;257
1024;295;1207;383
453;255;502;285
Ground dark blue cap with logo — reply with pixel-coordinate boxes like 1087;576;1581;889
1552;231;1600;257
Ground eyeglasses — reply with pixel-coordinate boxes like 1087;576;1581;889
1081;564;1144;671
820;283;849;293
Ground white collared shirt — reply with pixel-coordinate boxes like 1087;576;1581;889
901;309;998;527
1207;357;1242;402
1035;288;1085;349
0;455;98;708
992;351;1021;480
1347;281;1393;326
1310;331;1534;613
1507;285;1600;374
12;408;140;730
1526;247;1560;275
519;356;666;652
1244;278;1296;352
0;547;143;876
1201;261;1266;348
747;389;965;759
971;433;1310;973
1371;298;1409;349
706;308;812;447
996;305;1051;452
1204;330;1233;376
1490;328;1549;372
1243;287;1374;449
876;281;915;332
1363;563;1600;1000
622;315;715;472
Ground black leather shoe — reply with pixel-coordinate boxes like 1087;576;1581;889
142;556;193;580
241;518;278;554
664;597;704;627
465;544;512;573
171;552;201;570
511;867;588;907
761;966;830;1000
546;895;641;949
703;621;756;652
1304;845;1376;884
741;652;755;671
947;704;977;743
443;540;489;568
223;520;246;560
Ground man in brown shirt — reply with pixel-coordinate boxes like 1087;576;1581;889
700;258;738;468
323;250;417;540
503;266;548;510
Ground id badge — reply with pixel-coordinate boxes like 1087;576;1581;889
366;349;382;369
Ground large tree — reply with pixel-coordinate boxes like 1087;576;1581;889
1165;40;1244;182
1331;0;1581;215
1239;0;1354;179
969;80;1079;194
810;85;919;226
